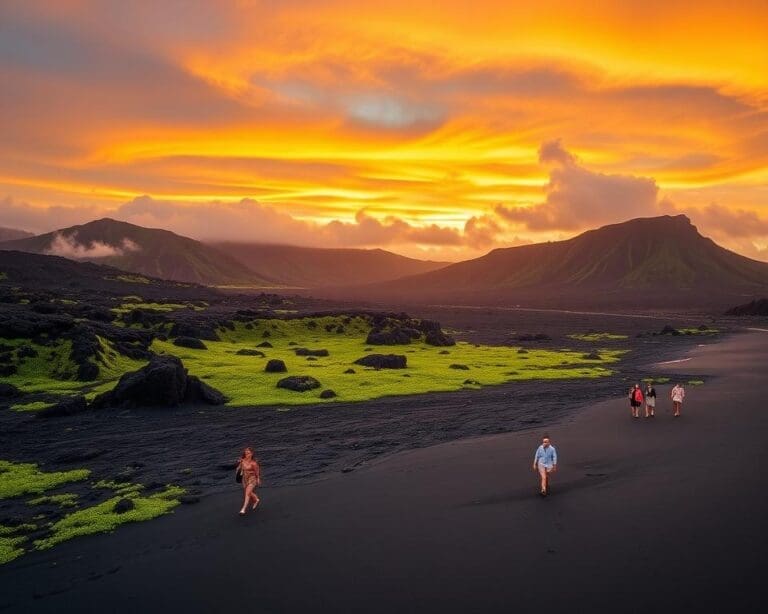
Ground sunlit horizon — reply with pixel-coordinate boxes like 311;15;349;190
1;1;767;261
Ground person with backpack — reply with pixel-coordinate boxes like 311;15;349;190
671;383;686;417
629;383;644;419
644;382;657;418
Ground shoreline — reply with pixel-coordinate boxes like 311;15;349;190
3;329;766;612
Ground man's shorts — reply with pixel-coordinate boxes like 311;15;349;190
538;464;553;477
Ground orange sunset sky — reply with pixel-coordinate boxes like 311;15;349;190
1;0;767;260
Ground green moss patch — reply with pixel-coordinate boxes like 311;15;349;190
678;327;719;335
1;337;147;399
687;380;705;386
33;485;185;551
28;493;79;508
111;301;205;315
0;536;25;565
93;480;144;497
150;316;625;406
10;401;54;413
568;332;629;342
110;274;151;284
0;460;90;500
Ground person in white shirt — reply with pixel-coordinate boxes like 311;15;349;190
532;436;558;496
670;383;685;417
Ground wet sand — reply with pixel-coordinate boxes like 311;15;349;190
2;331;766;613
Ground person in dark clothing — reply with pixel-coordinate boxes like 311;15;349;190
629;383;644;419
645;382;657;418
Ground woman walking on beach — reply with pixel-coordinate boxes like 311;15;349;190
671;383;685;417
533;436;558;496
629;384;644;419
645;382;657;418
236;447;261;515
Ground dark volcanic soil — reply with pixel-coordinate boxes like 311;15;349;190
1;306;725;527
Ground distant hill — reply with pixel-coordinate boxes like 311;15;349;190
328;215;768;309
0;226;33;242
213;242;449;287
0;250;223;300
0;218;273;287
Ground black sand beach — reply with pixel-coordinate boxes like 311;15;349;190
2;330;766;613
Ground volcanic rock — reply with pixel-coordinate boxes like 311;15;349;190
91;355;227;409
354;354;407;369
265;359;287;373
320;389;337;399
257;341;273;348
185;376;228;405
16;345;38;358
294;348;329;357
516;333;552;342
169;322;220;341
0;364;18;376
425;330;456;347
277;375;321;392
0;383;22;398
113;498;135;514
173;337;207;350
449;363;470;370
235;349;265;357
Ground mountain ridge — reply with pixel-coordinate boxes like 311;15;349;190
0;226;33;242
212;242;449;288
320;215;768;308
0;218;273;287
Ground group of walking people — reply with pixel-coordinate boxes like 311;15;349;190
235;383;689;511
532;382;688;498
628;382;686;419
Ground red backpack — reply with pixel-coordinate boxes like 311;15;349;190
633;388;644;403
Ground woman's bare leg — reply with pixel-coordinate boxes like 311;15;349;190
240;488;249;514
246;485;260;509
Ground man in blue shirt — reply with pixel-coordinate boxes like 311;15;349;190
532;436;558;496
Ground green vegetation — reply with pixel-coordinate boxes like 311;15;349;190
687;379;705;386
93;480;144;497
678;327;719;335
0;524;36;536
2;315;628;409
28;493;79;507
0;271;7;281
111;301;206;314
151;316;625;406
110;274;151;284
0;536;24;564
34;486;185;550
568;332;629;342
11;401;53;412
642;377;670;384
1;336;147;399
0;460;90;499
